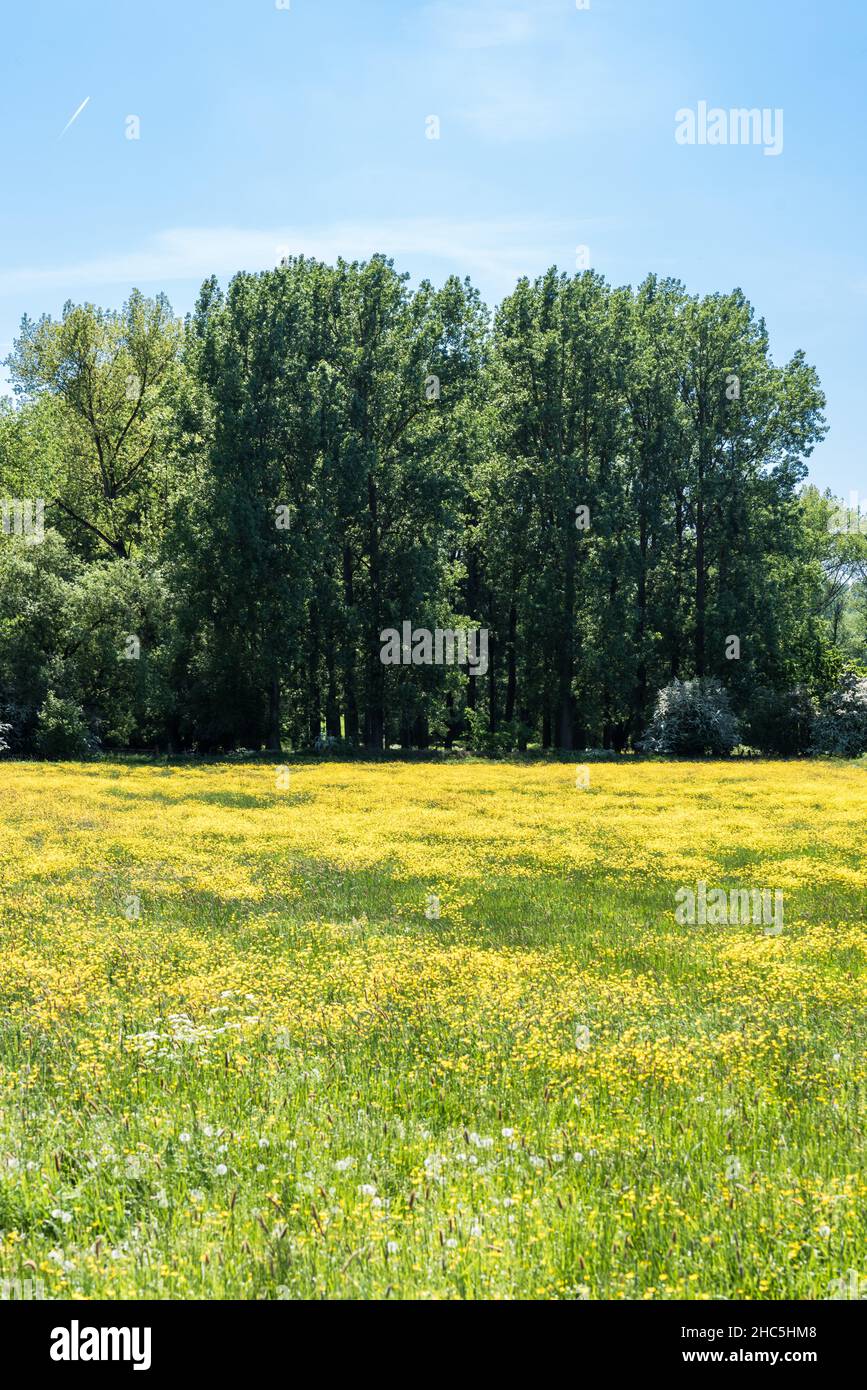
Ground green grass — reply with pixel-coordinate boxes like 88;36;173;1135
0;757;865;1300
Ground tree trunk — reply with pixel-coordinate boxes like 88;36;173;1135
487;617;498;734
558;517;576;750
342;543;360;741
268;672;282;754
505;600;518;722
325;665;341;739
695;490;706;677
631;460;650;741
365;471;385;749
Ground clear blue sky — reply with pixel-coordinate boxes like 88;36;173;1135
1;0;864;496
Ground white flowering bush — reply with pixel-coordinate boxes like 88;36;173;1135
640;677;740;756
811;672;867;757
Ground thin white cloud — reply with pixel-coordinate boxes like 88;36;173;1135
421;0;565;50
426;2;533;49
459;78;582;141
0;219;599;302
418;2;641;144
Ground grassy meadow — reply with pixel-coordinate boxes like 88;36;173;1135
0;757;865;1300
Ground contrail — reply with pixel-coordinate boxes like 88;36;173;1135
59;96;91;138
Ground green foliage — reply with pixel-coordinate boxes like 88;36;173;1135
5;292;183;559
0;531;173;754
740;685;814;756
34;691;94;759
0;260;855;756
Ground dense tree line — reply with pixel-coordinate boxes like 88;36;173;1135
1;258;865;756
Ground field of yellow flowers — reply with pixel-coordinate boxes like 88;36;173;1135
0;758;865;1301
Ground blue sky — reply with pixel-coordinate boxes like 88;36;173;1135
1;0;864;496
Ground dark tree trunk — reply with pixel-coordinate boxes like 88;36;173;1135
342;544;360;741
671;488;686;679
695;489;706;677
505;600;518;722
364;706;384;750
365;472;385;749
517;707;530;751
268;673;282;754
325;674;341;739
487;617;498;734
631;461;650;741
444;692;456;749
558;534;576;751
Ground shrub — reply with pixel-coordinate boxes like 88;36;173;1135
741;686;814;755
640;677;740;756
34;692;96;759
463;709;532;755
811;672;867;757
